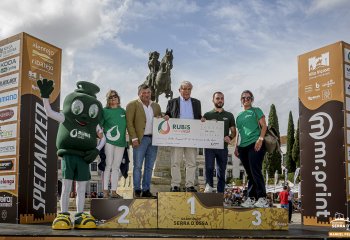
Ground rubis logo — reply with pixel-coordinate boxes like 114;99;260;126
158;120;170;134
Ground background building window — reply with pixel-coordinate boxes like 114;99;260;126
91;162;97;171
227;154;233;165
198;148;203;155
227;169;233;178
199;168;203;177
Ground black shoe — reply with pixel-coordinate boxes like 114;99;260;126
185;186;197;192
170;186;180;192
134;190;141;198
141;190;156;198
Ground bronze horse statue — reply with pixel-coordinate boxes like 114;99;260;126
145;49;173;102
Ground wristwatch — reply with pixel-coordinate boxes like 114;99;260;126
258;136;264;141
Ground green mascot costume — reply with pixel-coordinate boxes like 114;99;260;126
37;79;105;229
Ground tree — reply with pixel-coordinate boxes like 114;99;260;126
263;104;282;176
286;111;296;172
292;119;300;167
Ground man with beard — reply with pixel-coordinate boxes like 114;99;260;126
201;92;236;193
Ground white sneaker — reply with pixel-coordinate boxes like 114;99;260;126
254;197;269;208
204;183;213;193
241;197;255;208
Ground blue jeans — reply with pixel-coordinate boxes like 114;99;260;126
133;136;158;191
204;148;228;193
238;143;266;200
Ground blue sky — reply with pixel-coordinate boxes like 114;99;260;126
1;0;350;134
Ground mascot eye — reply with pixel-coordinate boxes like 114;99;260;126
71;100;84;115
89;104;99;118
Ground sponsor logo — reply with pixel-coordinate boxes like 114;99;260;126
158;120;170;134
308;52;330;79
0;73;19;91
31;42;55;75
345;64;350;79
0;109;14;121
70;129;91;139
0;57;19;75
0;159;15;172
0;40;20;60
33;102;48;213
0;107;17;123
1;210;7;220
0;123;17;140
0;90;18;108
345;48;350;64
0;194;13;208
0;175;15;190
106;125;120;141
309;112;333;140
308;112;333;218
330;212;350;230
172;124;190;133
0;140;17;156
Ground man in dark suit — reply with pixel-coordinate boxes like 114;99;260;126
126;84;162;198
165;81;201;192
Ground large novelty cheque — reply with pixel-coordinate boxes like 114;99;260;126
152;118;224;149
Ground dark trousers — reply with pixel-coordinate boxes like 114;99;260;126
238;143;266;200
288;201;293;222
204;148;228;193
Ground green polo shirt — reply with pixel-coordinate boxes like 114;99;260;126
101;107;127;147
203;109;235;148
236;107;264;147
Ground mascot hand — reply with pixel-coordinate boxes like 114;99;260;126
84;148;100;164
37;79;54;98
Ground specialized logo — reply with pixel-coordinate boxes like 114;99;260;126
309;112;333;140
106;125;120;141
158;120;170;134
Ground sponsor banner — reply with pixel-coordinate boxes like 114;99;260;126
0;175;15;190
22;34;61;101
0;106;17;123
345;48;350;64
300;101;346;225
298;42;343;110
0;73;19;92
0;40;20;60
0;89;18;108
0;158;15;173
0;56;19;76
345;64;350;79
0;140;16;157
0;123;17;140
0;191;17;223
152;118;224;149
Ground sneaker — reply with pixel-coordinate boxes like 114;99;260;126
141;190;156;198
204;183;213;193
52;212;72;230
254;197;269;208
170;186;180;192
110;191;122;199
74;212;96;229
185;186;197;192
133;190;141;198
241;197;255;208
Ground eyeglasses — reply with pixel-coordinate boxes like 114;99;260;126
241;96;252;101
108;95;118;100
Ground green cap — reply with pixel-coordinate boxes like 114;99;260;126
75;81;100;98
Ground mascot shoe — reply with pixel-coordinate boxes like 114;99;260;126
74;212;97;229
52;212;72;230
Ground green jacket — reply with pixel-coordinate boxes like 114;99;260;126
126;99;161;143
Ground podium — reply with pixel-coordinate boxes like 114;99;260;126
224;207;288;230
90;199;157;228
90;193;288;230
157;192;224;229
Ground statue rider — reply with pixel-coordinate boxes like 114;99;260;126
147;51;160;95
